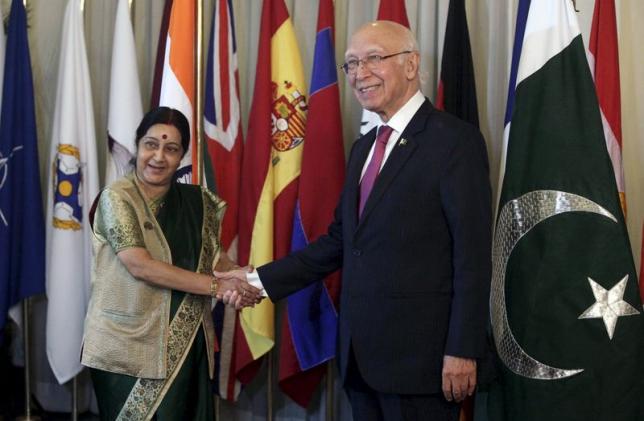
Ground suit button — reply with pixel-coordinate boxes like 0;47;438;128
352;249;362;256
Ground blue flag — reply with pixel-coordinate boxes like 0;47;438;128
279;0;344;407
0;0;46;342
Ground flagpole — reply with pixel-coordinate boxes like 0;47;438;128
214;393;220;420
18;5;40;421
17;18;39;421
326;363;334;421
128;0;135;32
196;1;213;417
71;2;85;418
195;0;204;185
15;299;41;421
71;377;78;421
267;353;273;421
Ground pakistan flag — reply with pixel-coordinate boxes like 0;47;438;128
488;1;643;420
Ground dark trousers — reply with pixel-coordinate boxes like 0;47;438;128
344;347;460;421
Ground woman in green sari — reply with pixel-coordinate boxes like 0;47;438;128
81;107;261;420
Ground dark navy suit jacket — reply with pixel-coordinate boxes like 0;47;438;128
258;99;492;394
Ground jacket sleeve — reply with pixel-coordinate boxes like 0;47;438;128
440;124;492;358
258;191;344;301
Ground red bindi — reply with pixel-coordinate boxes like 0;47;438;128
162;134;167;139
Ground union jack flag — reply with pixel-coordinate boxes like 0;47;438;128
204;0;244;401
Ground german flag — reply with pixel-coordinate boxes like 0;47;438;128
436;0;479;128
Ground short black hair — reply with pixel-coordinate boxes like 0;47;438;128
135;107;190;157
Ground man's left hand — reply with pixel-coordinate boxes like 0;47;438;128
442;355;476;403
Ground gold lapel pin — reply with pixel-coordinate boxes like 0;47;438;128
399;138;408;146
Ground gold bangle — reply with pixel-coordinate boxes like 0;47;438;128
210;277;218;298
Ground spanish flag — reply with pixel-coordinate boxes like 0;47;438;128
236;0;307;384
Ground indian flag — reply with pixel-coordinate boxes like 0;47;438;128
151;0;196;183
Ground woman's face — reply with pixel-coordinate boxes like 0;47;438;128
135;123;184;191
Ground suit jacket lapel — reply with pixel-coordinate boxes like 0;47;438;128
357;100;433;231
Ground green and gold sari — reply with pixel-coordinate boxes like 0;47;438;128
90;179;218;421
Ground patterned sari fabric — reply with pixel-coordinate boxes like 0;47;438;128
90;179;217;421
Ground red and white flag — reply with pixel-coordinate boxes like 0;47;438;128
589;0;626;214
360;0;410;135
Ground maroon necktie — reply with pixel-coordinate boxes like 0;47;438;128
359;125;393;217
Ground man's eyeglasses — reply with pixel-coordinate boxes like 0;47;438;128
339;51;412;75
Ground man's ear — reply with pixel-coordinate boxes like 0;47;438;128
405;52;420;80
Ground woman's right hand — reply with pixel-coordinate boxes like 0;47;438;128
214;266;263;309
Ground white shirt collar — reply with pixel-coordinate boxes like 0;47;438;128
359;91;426;180
378;90;425;134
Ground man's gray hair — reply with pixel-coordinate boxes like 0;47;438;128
400;25;419;52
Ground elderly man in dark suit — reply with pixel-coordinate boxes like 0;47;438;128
219;20;491;421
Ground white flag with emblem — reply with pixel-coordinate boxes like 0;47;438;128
45;0;99;384
105;0;142;184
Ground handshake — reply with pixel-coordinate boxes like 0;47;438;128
212;265;265;310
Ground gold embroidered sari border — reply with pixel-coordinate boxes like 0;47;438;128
116;294;203;421
116;187;224;420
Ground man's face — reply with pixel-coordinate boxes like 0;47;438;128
345;26;414;121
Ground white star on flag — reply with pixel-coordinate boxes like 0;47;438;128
578;275;639;339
